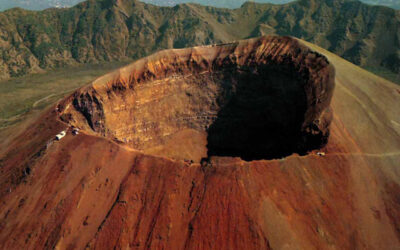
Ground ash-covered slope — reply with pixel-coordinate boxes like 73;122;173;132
0;36;399;249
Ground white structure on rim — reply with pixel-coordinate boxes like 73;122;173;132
56;131;66;141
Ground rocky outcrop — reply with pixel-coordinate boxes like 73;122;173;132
60;36;335;161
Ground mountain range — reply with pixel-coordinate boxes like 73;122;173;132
0;0;399;80
1;0;399;10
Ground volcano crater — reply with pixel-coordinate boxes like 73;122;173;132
60;36;335;162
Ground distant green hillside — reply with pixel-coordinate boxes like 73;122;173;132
0;0;399;81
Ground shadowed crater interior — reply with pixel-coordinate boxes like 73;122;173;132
206;65;307;161
60;36;335;162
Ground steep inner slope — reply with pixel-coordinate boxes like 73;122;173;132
59;36;335;161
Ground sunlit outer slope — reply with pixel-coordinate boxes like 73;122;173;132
0;36;399;249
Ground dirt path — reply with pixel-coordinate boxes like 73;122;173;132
32;88;76;108
32;94;56;108
0;88;76;129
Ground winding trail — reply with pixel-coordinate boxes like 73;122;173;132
32;88;77;108
32;94;56;108
0;88;77;129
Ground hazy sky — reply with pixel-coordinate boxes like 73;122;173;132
0;0;399;11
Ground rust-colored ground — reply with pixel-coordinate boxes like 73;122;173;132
0;37;399;249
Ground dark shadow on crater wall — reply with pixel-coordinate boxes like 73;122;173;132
206;64;308;161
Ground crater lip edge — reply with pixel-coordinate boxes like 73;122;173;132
57;36;336;163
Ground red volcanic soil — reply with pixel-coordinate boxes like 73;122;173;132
0;36;399;249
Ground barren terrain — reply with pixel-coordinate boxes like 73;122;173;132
0;36;399;249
